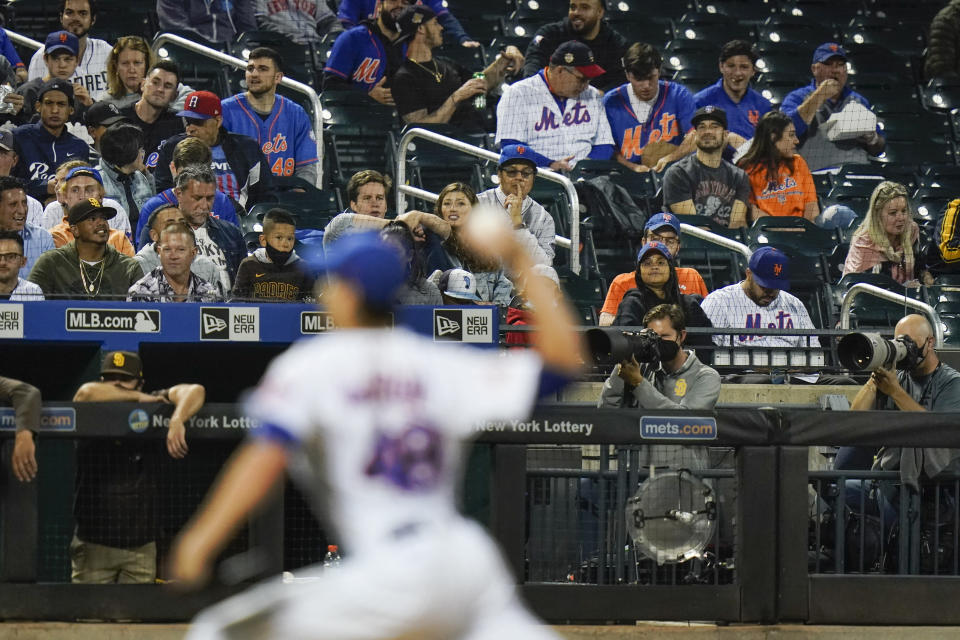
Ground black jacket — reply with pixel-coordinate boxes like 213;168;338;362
613;288;714;350
522;18;628;91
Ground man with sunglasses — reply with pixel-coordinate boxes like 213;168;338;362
496;41;614;172
476;144;555;265
152;90;271;206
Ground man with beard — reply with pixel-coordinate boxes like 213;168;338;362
28;197;142;299
338;0;477;47
221;47;318;185
322;0;413;105
522;0;627;91
662;106;750;229
26;0;112;102
121;60;184;160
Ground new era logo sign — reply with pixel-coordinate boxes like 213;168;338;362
436;314;461;337
434;309;462;340
200;307;260;341
201;308;229;339
203;311;228;335
433;308;494;343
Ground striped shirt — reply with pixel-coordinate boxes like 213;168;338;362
19;223;54;279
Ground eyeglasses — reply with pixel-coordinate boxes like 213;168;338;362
648;233;679;246
182;116;206;127
502;168;535;179
0;252;23;263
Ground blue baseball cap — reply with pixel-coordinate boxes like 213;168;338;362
636;241;673;263
64;166;103;185
498;144;539;171
812;42;847;64
44;30;79;56
644;212;681;236
315;232;408;307
749;246;790;291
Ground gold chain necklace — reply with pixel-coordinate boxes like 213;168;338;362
78;256;105;297
410;58;442;83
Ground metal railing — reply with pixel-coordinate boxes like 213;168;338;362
679;223;752;261
151;33;324;187
3;29;41;53
839;282;943;347
395;127;581;272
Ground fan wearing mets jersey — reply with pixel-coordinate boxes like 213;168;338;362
221;47;318;186
602;42;695;173
170;229;584;640
496;41;614;172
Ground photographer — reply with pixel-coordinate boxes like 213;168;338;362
599;303;721;468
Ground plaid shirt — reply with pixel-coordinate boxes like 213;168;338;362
127;266;220;302
20;223;54;279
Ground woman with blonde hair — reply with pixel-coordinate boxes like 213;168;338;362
105;36;152;108
842;181;921;284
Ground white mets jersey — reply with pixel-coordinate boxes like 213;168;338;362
28;38;112;101
700;282;820;348
495;71;613;167
245;327;542;554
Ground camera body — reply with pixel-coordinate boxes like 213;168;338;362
586;327;663;365
837;332;922;372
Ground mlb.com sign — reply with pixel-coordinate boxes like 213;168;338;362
639;416;717;440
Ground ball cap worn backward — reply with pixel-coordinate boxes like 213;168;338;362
176;90;222;120
549;41;606;79
67;197;116;225
439;268;481;302
498;144;538;171
812;42;848;64
44;30;79;56
38;78;74;106
101;350;143;379
749;246;791;291
312;232;409;307
395;4;437;42
691;105;727;129
644;212;681;236
84;101;128;127
636;241;674;264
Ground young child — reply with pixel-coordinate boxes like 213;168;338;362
232;208;315;302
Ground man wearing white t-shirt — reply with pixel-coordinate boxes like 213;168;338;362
27;0;112;102
700;246;819;349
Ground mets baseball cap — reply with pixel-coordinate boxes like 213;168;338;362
691;105;727;129
395;5;436;42
549;41;605;79
439;268;481;302
44;30;79;56
812;42;847;64
498;144;538;171
644;212;681;236
749;246;790;291
38;78;74;106
318;232;407;308
176;90;222;120
636;241;673;263
68;197;116;225
101;350;143;379
65;166;103;185
84;101;128;127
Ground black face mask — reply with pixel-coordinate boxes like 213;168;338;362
265;244;292;265
896;335;925;372
657;337;681;362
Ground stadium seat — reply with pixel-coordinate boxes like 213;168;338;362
695;0;778;25
868;89;924;116
836;163;918;192
616;19;676;48
844;44;914;86
866;1;941;26
435;43;487;73
671;68;715;93
843;16;926;58
557;266;605;324
572;160;660;213
777;0;863;26
754;73;803;106
754;50;815;77
498;18;540;41
675;12;753;44
747;216;841;279
609;0;694;24
921;80;960;113
757;14;838;46
912;187;954;222
321;100;400;189
880;140;955;167
672;213;746;292
512;0;567;22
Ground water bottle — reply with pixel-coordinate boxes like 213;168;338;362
323;544;341;569
472;72;486;111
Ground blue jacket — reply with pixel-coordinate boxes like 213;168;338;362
12;122;90;202
204;214;246;280
135;188;240;249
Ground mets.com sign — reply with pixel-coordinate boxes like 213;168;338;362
0;408;76;432
639;416;717;440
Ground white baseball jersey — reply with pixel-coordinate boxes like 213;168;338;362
700;282;820;348
188;328;559;640
495;72;613;167
38;197;131;236
28;38;112;102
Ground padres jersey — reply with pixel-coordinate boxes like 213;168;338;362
28;38;112;101
700;282;820;348
603;80;695;162
694;79;772;140
246;328;542;554
324;24;407;92
496;70;612;166
221;94;318;179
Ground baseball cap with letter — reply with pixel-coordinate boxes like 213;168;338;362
644;212;681;236
498;144;538;171
38;78;74;106
317;232;408;308
101;350;143;379
749;246;790;291
44;30;79;56
68;197;116;225
176;90;222;120
395;5;437;42
691;105;727;129
439;268;481;302
812;42;847;64
84;101;128;128
549;41;605;79
636;241;673;263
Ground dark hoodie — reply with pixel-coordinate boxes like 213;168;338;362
231;247;314;302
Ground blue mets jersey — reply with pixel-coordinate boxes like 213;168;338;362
324;24;407;92
602;80;695;162
221;93;318;178
694;79;772;140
